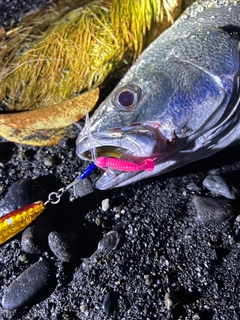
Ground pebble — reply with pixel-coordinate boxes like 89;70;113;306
21;226;42;254
73;178;94;198
186;182;202;192
59;138;75;150
43;156;56;167
164;292;179;310
97;227;123;252
101;198;111;211
18;254;27;263
102;291;118;315
193;195;235;223
144;274;152;286
21;217;53;254
95;217;102;226
80;303;87;312
0;178;47;216
48;231;77;262
192;313;201;320
1;259;53;310
203;175;240;199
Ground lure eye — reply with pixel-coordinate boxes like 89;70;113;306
113;84;142;111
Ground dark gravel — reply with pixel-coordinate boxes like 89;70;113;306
0;0;49;27
1;2;240;319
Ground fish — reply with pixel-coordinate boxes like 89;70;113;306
76;0;240;190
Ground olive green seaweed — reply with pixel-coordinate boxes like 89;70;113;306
0;0;186;111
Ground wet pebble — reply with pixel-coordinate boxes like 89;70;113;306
43;156;56;167
203;175;240;199
186;182;202;192
48;231;77;262
21;227;42;254
95;217;102;226
97;227;123;252
193;195;235;223
1;259;53;310
102;291;119;315
164;292;179;310
73;178;94;198
59;138;75;150
0;178;47;216
101;198;111;211
21;217;53;254
80;303;87;312
18;254;27;263
192;313;201;320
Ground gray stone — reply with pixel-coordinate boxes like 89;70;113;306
48;231;77;262
203;175;240;199
102;291;118;315
73;178;94;198
193;195;235;223
98;227;123;253
2;260;53;310
21;217;53;254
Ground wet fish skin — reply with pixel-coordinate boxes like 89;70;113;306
76;0;240;189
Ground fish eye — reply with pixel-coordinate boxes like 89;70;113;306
118;91;134;107
113;84;142;111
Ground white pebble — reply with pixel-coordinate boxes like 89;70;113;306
101;198;111;211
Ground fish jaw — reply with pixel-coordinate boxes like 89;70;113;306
90;116;240;190
76;122;175;189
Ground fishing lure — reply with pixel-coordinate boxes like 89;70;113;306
0;156;153;246
95;156;155;172
0;201;45;245
0;163;96;246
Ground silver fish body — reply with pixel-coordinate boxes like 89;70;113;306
76;0;240;189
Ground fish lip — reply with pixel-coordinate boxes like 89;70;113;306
76;123;165;189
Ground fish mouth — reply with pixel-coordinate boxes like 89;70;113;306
76;123;166;189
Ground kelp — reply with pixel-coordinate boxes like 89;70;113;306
0;0;84;71
0;88;99;145
0;0;195;145
0;0;185;111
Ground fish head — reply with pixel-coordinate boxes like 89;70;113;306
76;71;178;188
76;37;238;190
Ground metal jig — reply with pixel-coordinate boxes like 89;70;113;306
0;163;96;245
0;201;45;245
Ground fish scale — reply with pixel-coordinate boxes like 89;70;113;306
76;0;240;189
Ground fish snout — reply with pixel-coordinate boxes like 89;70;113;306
76;124;160;162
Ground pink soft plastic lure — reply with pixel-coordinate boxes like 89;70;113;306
95;156;155;172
